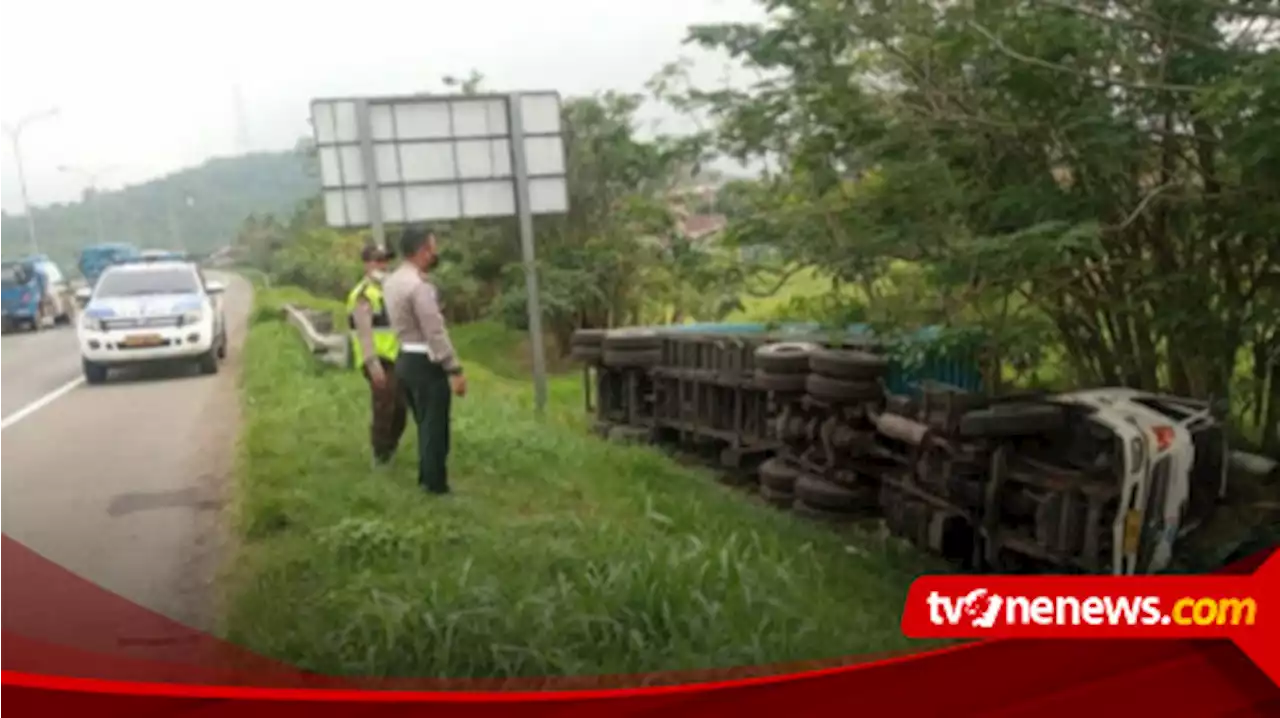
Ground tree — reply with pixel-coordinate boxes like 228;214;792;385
670;0;1279;438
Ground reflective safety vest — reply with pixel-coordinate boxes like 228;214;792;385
345;278;399;368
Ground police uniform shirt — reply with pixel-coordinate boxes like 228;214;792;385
382;262;461;373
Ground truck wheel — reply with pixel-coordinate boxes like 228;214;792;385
754;371;808;393
82;359;108;385
805;374;884;403
754;342;819;374
759;484;794;508
758;457;800;492
808;348;889;380
795;474;875;512
217;332;228;359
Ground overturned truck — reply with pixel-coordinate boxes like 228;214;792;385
571;323;1228;575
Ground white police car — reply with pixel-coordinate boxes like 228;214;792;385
76;260;227;384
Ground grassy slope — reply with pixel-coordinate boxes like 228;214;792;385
224;286;943;679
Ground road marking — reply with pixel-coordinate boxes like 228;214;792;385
1;376;86;431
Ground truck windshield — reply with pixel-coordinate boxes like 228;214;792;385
95;268;200;298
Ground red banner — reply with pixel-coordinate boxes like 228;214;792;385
3;535;1278;715
902;550;1279;684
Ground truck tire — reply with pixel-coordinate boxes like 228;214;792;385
758;457;800;492
805;374;884;403
754;371;808;393
808;348;889;380
795;474;874;512
958;404;1065;439
82;359;108;385
793;500;861;524
217;331;228;359
603;348;661;368
759;484;794;508
754;342;819;374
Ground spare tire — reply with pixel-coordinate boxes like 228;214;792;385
795;474;874;512
958;404;1065;439
603;328;662;351
755;371;808;393
805;374;884;404
754;342;819;375
758;457;800;492
603;348;662;369
808;348;889;380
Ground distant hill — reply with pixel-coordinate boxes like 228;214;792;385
1;150;319;272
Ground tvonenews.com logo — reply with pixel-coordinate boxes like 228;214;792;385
925;589;1258;629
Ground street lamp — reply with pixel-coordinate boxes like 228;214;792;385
3;107;61;255
59;164;116;245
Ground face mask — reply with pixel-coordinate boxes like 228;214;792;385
369;269;387;282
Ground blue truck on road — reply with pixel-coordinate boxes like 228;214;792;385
2;256;74;333
79;243;141;287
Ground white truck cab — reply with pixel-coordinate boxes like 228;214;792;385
1052;389;1227;574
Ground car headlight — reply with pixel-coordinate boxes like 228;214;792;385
80;314;105;332
177;309;204;327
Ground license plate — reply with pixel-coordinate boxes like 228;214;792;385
121;334;164;347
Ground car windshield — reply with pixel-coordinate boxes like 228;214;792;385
94;267;200;298
0;263;30;285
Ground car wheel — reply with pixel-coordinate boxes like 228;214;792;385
216;332;228;359
82;359;108;385
199;348;219;375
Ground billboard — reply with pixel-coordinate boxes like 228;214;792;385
309;92;569;227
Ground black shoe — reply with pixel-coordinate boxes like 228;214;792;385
423;486;451;496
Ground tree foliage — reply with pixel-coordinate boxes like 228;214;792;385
664;0;1279;447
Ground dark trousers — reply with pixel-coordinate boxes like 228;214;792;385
395;352;452;494
363;357;407;463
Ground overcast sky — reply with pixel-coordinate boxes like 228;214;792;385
0;0;763;213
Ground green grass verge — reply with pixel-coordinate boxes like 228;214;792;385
223;286;944;679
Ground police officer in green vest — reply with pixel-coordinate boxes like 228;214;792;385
347;245;406;467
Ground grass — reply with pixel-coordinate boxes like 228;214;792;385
223;286;944;679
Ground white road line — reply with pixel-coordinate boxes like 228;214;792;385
1;376;86;431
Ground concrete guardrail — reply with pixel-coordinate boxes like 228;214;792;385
282;303;349;368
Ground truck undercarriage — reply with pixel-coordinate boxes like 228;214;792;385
572;327;1227;575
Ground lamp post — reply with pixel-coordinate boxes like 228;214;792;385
3;107;61;255
59;164;115;245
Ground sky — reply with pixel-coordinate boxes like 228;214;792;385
0;0;764;214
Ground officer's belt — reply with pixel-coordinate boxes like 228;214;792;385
400;343;436;359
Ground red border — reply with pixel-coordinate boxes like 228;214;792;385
4;536;1278;715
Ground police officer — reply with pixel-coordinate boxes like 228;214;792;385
347;245;406;466
382;226;466;495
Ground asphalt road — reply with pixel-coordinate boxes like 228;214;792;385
1;273;251;630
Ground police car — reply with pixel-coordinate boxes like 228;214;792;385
75;260;227;384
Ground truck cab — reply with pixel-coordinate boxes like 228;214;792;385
79;243;140;288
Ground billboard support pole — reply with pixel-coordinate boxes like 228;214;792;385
355;98;386;250
507;92;549;416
